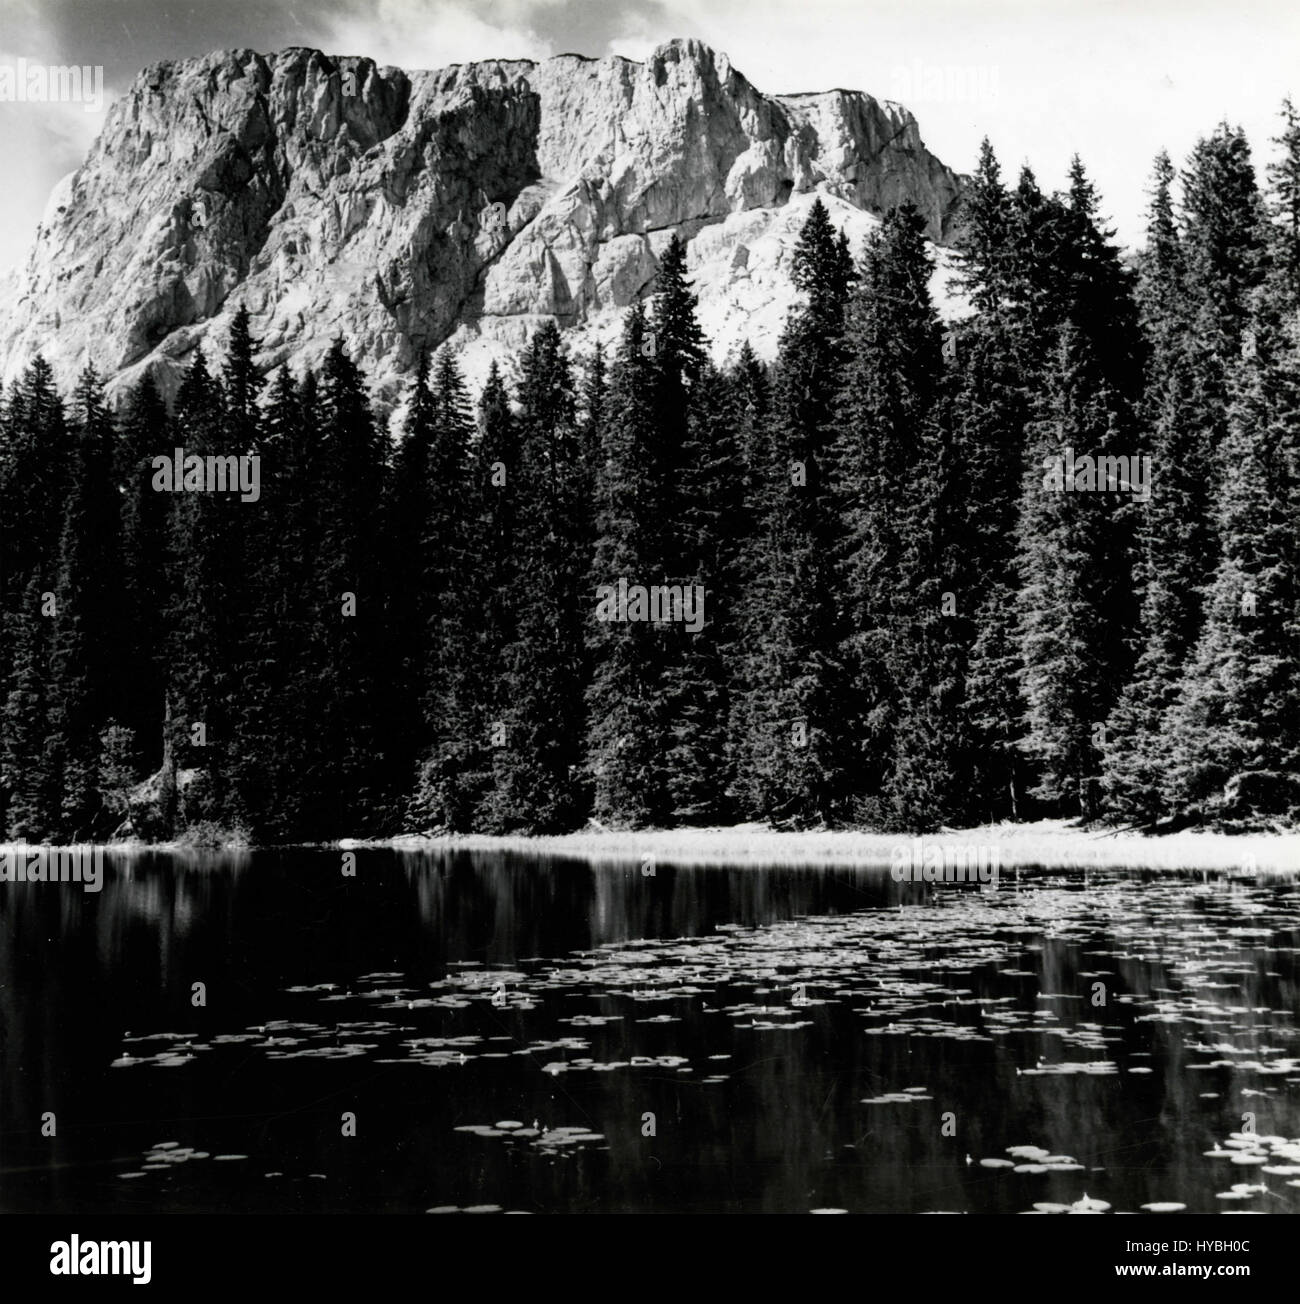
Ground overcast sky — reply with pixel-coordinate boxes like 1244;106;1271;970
1;0;1297;276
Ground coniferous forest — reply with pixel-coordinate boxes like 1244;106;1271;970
2;109;1298;844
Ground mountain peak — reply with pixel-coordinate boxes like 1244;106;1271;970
0;38;964;407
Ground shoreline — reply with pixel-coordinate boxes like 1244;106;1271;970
349;818;1299;872
3;819;1296;871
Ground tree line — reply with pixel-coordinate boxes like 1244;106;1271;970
1;102;1297;842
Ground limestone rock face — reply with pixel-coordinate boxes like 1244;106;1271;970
0;38;964;407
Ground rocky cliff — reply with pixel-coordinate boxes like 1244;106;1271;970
0;38;965;407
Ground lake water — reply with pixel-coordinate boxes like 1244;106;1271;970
2;850;1299;1214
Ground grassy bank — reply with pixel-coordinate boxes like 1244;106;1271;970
350;818;1300;873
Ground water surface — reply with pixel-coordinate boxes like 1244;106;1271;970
2;851;1298;1214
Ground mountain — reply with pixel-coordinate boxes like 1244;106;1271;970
0;37;964;407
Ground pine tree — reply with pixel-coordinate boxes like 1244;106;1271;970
388;353;436;810
951;138;1013;312
218;308;276;834
2;575;58;838
116;375;172;772
946;310;1031;821
0;357;71;616
304;339;390;834
650;233;706;558
1182;123;1267;355
724;342;777;817
833;203;948;828
1267;97;1300;307
165;349;238;828
491;322;589;831
47;367;124;838
1015;326;1136;816
0;358;70;834
1006;165;1066;353
1163;267;1300;820
586;304;669;825
665;359;742;820
734;199;854;825
471;362;522;831
411;348;482;830
1062;156;1143;401
1135;152;1187;355
1102;157;1214;819
254;364;318;839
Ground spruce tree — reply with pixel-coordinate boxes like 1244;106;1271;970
491;322;589;831
724;342;777;817
470;362;522;831
116;375;172;772
665;359;742;820
165;349;237;829
1015;326;1136;816
411;348;482;830
834;203;948;828
951;138;1013;312
947;311;1032;822
586;304;669;825
2;574;58;838
305;339;390;834
256;364;318;839
736;199;853;825
1163;268;1300;819
1102;157;1213;819
47;367;124;838
1266;97;1300;307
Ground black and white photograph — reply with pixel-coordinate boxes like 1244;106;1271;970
0;0;1297;1279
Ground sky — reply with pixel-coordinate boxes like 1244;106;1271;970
0;0;1297;277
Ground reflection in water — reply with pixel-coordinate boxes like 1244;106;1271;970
1;850;1298;1213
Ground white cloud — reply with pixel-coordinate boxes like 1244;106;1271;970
0;45;109;278
317;0;557;70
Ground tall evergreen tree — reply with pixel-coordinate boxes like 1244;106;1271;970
47;367;124;838
951;137;1013;312
470;362;522;831
1102;156;1214;819
164;349;239;827
946;310;1032;821
491;322;589;831
1163;267;1300;819
2;574;58;838
834;203;948;828
411;348;482;830
303;339;391;834
724;342;777;817
1015;326;1136;816
734;199;854;825
1266;97;1300;308
116;375;172;773
586;304;669;825
1182;123;1267;354
250;364;319;839
665;359;743;820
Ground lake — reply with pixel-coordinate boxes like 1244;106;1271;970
2;850;1298;1214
